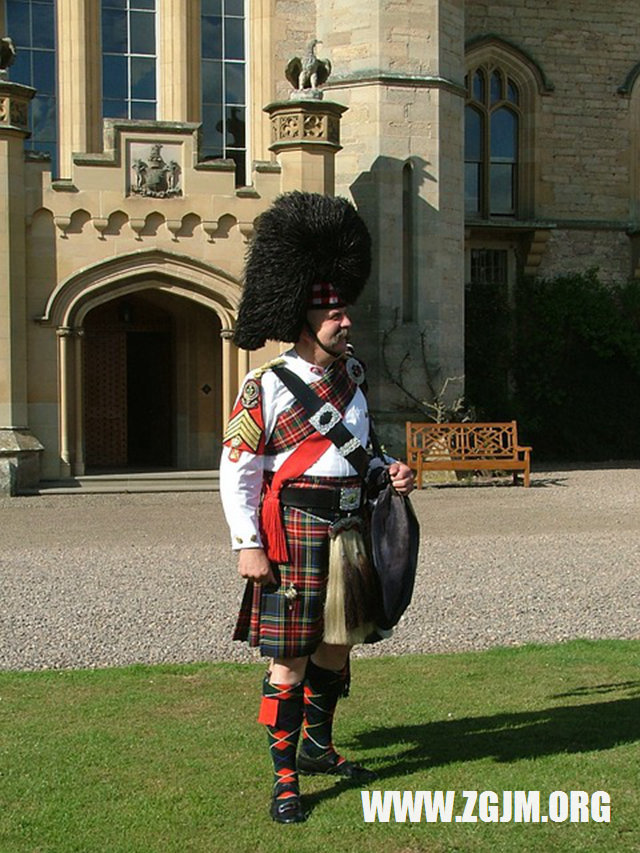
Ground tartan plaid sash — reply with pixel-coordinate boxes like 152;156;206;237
266;359;356;454
272;365;371;480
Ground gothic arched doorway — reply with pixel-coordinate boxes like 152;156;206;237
83;294;173;470
39;248;248;480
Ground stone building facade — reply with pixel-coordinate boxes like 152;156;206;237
1;0;639;492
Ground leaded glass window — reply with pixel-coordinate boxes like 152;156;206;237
470;248;509;287
465;66;520;217
201;0;247;185
5;0;57;170
102;0;157;120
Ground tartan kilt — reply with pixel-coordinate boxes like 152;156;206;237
233;475;362;658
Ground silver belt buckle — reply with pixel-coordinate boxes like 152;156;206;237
339;486;361;511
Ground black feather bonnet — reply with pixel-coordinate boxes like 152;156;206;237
233;191;372;350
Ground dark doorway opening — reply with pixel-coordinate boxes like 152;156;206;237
83;294;174;471
127;331;173;468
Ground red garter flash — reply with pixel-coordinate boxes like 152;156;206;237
257;696;279;726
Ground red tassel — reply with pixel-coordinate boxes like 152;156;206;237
261;487;290;563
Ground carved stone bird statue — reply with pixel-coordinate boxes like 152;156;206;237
0;36;16;72
285;39;332;95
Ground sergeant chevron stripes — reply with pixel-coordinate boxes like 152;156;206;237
223;408;263;452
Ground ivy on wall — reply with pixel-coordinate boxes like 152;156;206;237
465;270;640;460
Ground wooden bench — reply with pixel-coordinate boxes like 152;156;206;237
406;420;532;488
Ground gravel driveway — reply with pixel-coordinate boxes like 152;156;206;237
1;464;638;671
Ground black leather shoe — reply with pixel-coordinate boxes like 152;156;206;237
297;751;377;783
270;792;308;824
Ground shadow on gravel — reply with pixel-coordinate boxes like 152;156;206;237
528;476;570;488
303;692;640;810
425;475;569;489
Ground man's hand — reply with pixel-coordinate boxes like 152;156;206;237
238;548;277;586
388;461;415;495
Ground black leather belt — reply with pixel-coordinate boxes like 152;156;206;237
280;485;363;513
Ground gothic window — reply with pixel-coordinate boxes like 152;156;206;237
102;0;157;120
200;0;247;185
402;160;415;322
465;66;520;218
5;0;57;168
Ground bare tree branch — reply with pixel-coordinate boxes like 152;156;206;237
381;316;474;422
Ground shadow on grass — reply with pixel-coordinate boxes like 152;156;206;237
303;689;640;811
552;680;640;698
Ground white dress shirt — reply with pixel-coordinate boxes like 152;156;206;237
220;349;370;550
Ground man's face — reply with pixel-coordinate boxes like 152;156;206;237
306;306;352;356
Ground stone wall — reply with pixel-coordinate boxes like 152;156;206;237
537;229;632;284
315;0;466;438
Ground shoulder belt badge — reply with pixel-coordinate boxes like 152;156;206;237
345;356;365;385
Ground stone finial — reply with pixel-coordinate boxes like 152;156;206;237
0;37;16;78
285;39;332;101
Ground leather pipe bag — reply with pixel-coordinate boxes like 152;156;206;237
368;478;420;630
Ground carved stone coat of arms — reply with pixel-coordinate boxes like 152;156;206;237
130;143;182;198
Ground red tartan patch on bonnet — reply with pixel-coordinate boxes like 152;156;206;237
309;281;343;308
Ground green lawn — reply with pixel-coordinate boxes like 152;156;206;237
1;639;638;853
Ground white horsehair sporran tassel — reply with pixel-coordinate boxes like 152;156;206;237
323;517;377;645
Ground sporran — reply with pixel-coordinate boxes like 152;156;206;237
323;517;378;645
